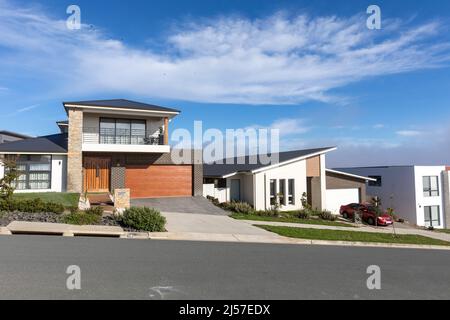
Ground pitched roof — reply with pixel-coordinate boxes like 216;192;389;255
326;169;376;182
0;130;33;139
63;99;180;113
204;147;336;178
0;133;68;154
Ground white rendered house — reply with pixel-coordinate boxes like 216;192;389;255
338;166;450;229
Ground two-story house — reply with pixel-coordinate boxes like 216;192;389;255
0;100;203;198
338;166;450;229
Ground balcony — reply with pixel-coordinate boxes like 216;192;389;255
82;127;170;153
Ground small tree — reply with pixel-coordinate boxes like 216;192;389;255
371;196;382;227
0;159;21;201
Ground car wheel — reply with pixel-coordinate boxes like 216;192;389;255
343;212;349;219
367;217;375;225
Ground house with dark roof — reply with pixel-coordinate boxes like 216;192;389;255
0;98;371;212
0;99;203;197
0;130;33;144
203;148;374;212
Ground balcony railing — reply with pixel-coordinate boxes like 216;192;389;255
83;127;165;145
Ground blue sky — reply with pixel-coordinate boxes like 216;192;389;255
1;0;450;166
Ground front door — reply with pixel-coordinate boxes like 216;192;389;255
230;179;241;202
83;157;111;192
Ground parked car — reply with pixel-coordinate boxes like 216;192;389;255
339;203;393;226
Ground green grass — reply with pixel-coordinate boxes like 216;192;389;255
231;213;355;228
13;193;79;208
258;225;450;246
436;229;450;234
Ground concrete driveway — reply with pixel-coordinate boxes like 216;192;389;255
162;212;273;235
131;196;227;215
131;196;273;236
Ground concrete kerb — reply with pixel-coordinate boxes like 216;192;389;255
2;221;450;251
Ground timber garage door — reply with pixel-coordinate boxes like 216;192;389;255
125;165;193;198
326;188;360;215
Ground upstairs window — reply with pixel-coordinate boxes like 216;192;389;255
99;118;146;144
368;176;382;187
423;176;439;197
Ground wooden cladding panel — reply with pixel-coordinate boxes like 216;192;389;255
306;156;321;178
125;165;192;198
83;157;111;192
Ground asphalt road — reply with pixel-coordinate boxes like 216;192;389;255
0;235;449;300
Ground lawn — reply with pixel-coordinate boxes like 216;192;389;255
231;213;355;228
436;229;450;234
258;225;450;246
13;193;80;208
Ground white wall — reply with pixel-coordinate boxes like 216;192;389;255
253;159;307;211
413;166;446;228
203;183;228;203
342;166;417;224
342;166;448;228
0;161;4;180
14;155;67;194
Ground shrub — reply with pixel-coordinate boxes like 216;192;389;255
118;207;166;232
84;206;104;216
254;209;280;217
220;201;255;215
206;195;220;206
0;198;64;214
63;211;102;225
296;210;310;220
0;159;21;201
318;210;337;221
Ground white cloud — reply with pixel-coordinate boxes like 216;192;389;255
373;124;385;129
396;130;423;137
0;0;449;104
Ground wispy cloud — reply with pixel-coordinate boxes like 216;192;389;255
5;103;40;116
0;0;449;104
396;130;423;137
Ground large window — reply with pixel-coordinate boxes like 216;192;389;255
10;155;52;190
424;206;440;227
270;179;277;206
288;179;295;205
423;176;439;197
99;118;146;145
368;176;382;187
279;179;286;206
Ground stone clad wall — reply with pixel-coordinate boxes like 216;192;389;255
67;108;83;193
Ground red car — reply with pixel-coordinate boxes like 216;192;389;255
339;203;393;226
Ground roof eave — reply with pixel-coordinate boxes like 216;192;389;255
250;147;337;174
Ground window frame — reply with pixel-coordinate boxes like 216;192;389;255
288;179;295;205
423;176;439;197
270;179;277;206
368;176;382;187
99;117;147;145
424;205;440;227
9;155;52;190
279;179;286;206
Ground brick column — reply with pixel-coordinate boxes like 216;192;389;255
67;108;83;193
164;117;169;145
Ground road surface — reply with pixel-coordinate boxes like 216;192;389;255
0;235;449;299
